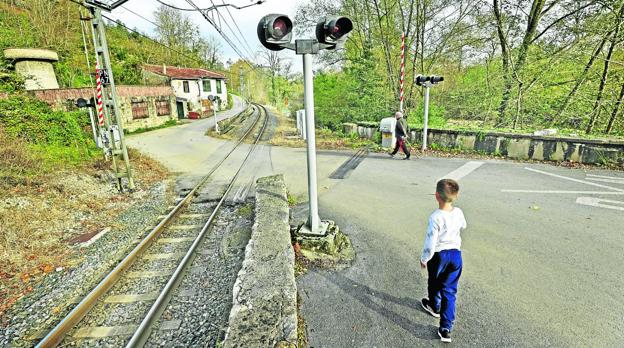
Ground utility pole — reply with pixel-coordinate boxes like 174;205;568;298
88;4;135;191
239;69;245;100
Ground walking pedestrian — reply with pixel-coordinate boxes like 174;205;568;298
420;179;467;343
389;111;410;160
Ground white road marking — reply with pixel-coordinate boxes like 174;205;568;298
502;190;624;195
576;197;624;211
439;161;485;181
586;174;624;180
524;167;624;192
585;177;624;185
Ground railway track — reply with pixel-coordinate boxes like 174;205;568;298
36;103;270;348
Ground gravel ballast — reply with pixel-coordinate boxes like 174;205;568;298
0;181;174;347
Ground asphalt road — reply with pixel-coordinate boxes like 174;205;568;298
127;106;624;347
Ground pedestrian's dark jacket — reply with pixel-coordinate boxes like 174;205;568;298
395;118;408;138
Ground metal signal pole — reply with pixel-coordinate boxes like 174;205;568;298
302;52;322;234
89;6;135;191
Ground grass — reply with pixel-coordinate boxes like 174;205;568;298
0;127;171;316
268;110;383;151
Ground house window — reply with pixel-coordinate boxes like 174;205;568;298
183;81;190;93
216;80;222;94
131;100;149;119
155;99;171;116
203;79;211;93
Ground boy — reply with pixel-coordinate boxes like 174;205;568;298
420;179;467;343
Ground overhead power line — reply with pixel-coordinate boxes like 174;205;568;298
207;0;256;59
183;0;257;70
100;13;209;67
219;0;256;56
155;0;265;12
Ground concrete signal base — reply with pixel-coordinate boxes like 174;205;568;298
294;221;356;268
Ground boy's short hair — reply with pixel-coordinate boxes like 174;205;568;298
436;179;460;203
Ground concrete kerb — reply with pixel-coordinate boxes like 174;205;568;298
223;174;298;348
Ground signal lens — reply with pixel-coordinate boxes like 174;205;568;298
273;18;288;39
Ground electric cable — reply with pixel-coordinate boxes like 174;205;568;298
220;0;256;56
206;0;256;59
101;13;210;67
183;0;257;71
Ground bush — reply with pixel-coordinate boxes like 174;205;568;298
0;95;92;146
407;101;447;129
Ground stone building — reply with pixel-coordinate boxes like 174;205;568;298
142;64;228;117
31;86;177;132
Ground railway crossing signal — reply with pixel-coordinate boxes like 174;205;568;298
257;14;293;51
258;14;353;235
316;17;353;46
415;74;445;151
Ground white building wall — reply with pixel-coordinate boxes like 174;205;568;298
170;78;228;113
171;79;202;111
199;79;228;110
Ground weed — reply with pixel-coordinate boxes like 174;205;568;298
238;204;254;218
287;192;298;207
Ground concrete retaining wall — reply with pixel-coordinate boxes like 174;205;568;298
223;175;297;347
343;122;378;140
409;128;624;166
343;122;624;166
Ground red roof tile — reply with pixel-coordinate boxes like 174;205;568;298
143;64;226;80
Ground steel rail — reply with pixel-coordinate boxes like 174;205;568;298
126;103;269;347
36;104;260;348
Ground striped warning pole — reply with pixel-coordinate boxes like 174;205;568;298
399;32;406;113
95;63;105;127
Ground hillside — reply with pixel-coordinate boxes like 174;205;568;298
0;1;220;89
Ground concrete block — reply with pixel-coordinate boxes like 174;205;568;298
541;141;559;161
563;143;581;162
224;175;297;348
580;146;623;165
531;141;545;161
343;123;357;135
507;139;531;160
4;48;60;90
475;135;498;154
431;132;454;148
456;134;476;150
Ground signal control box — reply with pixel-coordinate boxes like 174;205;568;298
379;117;397;149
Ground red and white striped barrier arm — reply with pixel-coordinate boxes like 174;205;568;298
95;63;105;127
400;32;406;112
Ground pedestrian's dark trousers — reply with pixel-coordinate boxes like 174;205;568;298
391;137;410;157
427;249;462;331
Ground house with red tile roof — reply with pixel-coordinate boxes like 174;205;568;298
143;64;228;118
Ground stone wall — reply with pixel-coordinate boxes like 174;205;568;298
224;175;297;348
343;122;624;166
409;128;624;166
29;86;176;132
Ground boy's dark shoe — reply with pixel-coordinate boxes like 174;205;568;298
403;156;410;160
420;298;440;318
438;328;452;343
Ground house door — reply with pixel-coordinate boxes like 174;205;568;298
176;101;185;119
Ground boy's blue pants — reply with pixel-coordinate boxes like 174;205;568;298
427;249;463;331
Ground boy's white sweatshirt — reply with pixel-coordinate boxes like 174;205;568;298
420;207;467;263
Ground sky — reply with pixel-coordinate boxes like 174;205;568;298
105;0;307;70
